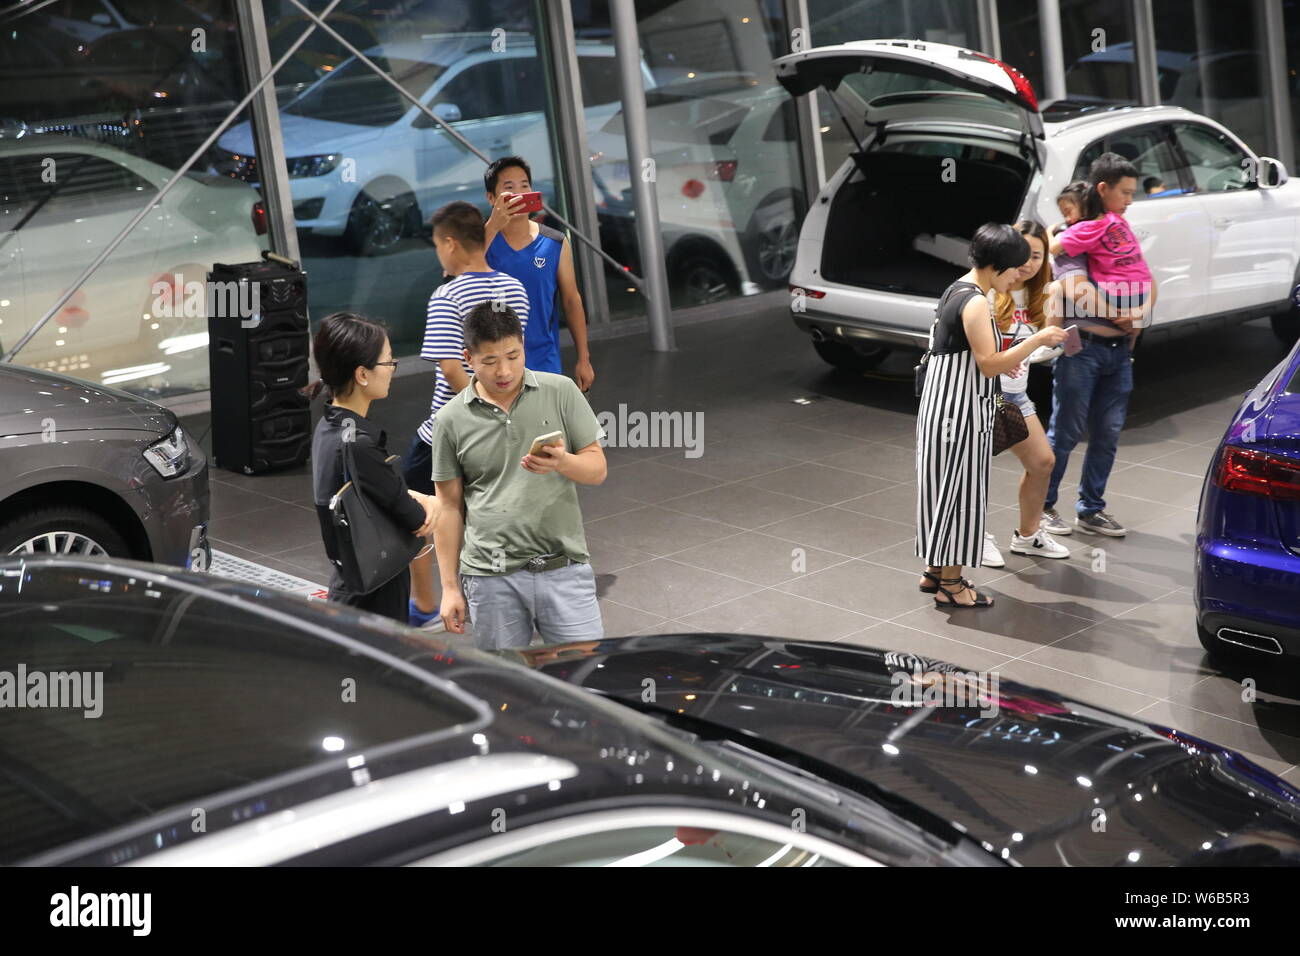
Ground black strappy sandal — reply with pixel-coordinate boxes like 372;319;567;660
934;576;994;608
919;570;973;594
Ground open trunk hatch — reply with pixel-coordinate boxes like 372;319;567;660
820;143;1032;297
774;39;1044;148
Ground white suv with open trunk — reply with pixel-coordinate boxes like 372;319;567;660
775;39;1300;371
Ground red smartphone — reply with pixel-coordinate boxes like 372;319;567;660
511;191;543;214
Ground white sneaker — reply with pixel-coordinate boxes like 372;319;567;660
982;532;1005;568
1010;528;1071;559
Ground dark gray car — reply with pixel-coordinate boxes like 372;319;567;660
0;363;209;567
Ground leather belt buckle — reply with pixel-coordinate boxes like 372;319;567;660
527;556;547;572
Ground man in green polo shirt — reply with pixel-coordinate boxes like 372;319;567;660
431;301;607;649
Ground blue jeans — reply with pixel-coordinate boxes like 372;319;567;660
1044;339;1133;515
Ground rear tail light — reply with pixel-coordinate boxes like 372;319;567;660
710;160;737;182
681;178;705;199
788;284;825;299
968;51;1039;112
1212;445;1300;500
251;200;268;235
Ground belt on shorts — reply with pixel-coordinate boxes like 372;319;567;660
523;553;574;573
1077;329;1127;348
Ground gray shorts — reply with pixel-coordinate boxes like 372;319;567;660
1002;389;1036;418
462;561;604;651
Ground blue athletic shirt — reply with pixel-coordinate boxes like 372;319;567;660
485;224;565;374
417;270;529;445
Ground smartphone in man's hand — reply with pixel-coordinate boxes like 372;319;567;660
528;430;564;457
512;191;543;214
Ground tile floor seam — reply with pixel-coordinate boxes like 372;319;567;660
997;583;1189;665
1160;700;1300;742
655;556;824;602
649;566;881;628
592;533;752;578
766;555;864;588
738;509;917;559
651;489;833;526
990;657;1173;705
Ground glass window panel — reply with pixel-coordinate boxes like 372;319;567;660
1060;0;1137;103
574;0;806;318
0;0;268;396
808;0;981;180
285;55;447;126
1151;0;1269;154
256;0;564;361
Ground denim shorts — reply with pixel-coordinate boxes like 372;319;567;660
1002;389;1037;419
462;561;604;650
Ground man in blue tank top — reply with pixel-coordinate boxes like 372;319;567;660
483;156;596;391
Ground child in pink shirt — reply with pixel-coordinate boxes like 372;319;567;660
1049;153;1157;320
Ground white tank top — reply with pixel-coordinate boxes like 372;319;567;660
998;288;1034;394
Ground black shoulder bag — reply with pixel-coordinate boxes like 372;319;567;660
329;441;424;594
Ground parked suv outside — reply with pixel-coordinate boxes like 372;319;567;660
776;40;1300;373
216;32;646;257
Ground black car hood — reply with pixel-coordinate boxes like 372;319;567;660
525;634;1300;866
0;364;175;435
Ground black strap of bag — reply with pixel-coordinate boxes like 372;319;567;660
329;436;424;594
991;308;1029;455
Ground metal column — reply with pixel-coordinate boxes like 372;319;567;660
1131;0;1161;106
235;0;300;264
786;0;825;196
1037;0;1067;104
538;0;610;326
976;0;1001;59
1259;0;1296;169
609;0;674;352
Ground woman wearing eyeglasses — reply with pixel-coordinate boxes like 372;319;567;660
308;311;438;622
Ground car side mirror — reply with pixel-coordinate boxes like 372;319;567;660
1256;156;1288;189
415;102;461;128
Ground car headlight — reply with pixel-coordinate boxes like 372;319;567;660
287;153;341;178
143;425;192;478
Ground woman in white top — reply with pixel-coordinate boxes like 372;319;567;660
985;220;1070;563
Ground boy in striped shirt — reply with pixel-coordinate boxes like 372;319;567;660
403;201;529;627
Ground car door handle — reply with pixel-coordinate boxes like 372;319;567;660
1213;216;1234;228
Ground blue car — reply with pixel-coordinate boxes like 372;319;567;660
1196;330;1300;660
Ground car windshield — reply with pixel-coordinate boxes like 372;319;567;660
284;54;447;126
0;563;479;864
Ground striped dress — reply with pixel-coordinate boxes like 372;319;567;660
915;280;999;568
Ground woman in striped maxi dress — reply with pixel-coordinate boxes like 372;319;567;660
916;224;1070;608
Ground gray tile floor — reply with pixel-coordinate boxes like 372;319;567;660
184;302;1300;782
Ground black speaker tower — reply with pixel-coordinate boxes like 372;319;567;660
207;252;311;475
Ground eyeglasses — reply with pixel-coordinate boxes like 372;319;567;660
374;360;399;369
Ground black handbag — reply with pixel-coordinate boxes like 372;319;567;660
992;397;1028;456
329;441;424;594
